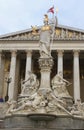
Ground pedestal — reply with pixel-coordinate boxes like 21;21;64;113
39;57;53;91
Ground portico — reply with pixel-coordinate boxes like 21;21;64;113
0;25;84;103
0;49;84;103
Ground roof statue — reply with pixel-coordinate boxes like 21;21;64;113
31;25;38;35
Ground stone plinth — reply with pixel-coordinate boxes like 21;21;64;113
0;119;4;129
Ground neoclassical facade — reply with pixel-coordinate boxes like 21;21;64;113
0;24;84;103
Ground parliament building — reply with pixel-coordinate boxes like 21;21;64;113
0;23;84;102
0;15;84;129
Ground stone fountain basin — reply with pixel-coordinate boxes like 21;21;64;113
28;113;56;121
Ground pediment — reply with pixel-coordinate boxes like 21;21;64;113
0;25;84;41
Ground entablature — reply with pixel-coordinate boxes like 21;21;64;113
0;40;84;51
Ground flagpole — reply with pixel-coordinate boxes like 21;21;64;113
56;8;58;17
47;6;55;53
56;8;58;27
52;5;54;18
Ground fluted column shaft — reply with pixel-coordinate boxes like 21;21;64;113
25;51;32;80
8;50;17;100
73;50;80;102
0;51;3;98
57;50;64;77
14;57;20;100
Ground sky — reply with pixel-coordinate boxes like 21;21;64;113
0;0;84;35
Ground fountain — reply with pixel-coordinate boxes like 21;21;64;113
4;14;84;130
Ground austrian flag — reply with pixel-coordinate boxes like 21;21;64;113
47;6;54;14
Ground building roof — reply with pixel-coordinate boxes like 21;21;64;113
0;24;84;40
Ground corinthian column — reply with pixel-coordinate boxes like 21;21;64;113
57;50;64;77
25;50;32;80
8;50;17;100
73;50;80;102
0;51;3;98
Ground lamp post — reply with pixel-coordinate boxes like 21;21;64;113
5;77;12;102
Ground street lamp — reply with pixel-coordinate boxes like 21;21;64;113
5;77;12;102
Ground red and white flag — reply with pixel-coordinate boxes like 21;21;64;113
47;6;54;14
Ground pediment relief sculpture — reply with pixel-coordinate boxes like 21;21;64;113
0;26;84;41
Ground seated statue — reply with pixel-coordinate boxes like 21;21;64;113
51;71;71;98
20;71;39;96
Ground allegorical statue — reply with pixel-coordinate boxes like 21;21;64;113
39;14;57;58
52;71;71;98
20;71;39;96
31;25;38;35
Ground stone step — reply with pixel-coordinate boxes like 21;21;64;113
0;119;4;129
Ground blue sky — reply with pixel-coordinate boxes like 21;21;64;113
0;0;84;35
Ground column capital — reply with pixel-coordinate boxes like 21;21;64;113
11;50;17;56
57;50;64;56
26;50;32;56
73;50;80;56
